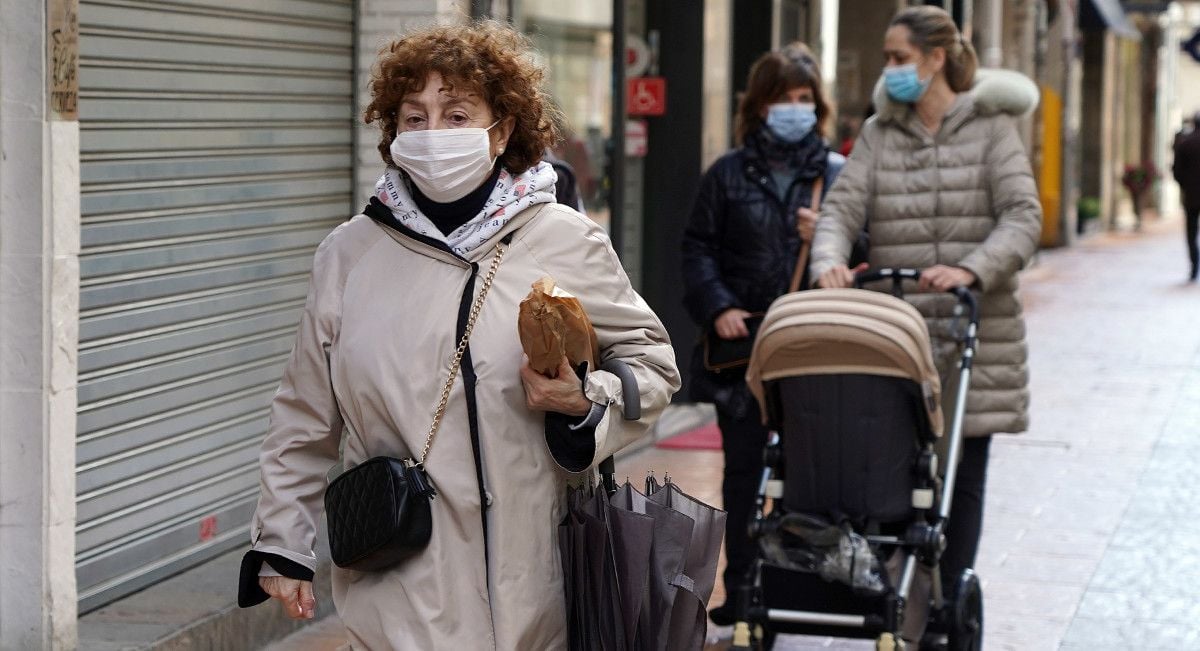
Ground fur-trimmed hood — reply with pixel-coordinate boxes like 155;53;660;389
872;67;1040;123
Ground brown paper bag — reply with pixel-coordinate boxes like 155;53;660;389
518;276;600;376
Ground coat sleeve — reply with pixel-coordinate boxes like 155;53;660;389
957;116;1043;292
239;233;347;606
810;124;877;283
681;165;740;326
523;209;682;472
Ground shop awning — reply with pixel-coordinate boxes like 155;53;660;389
1080;0;1141;40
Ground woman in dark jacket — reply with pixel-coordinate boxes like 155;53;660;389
681;43;854;624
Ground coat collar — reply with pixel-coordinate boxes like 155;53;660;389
871;67;1040;139
365;198;548;266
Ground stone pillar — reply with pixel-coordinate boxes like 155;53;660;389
977;0;1003;68
0;0;81;649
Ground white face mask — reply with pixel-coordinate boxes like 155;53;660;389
389;121;500;203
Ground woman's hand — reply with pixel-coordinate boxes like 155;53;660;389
714;308;752;340
520;356;591;417
795;207;819;241
259;576;315;620
816;263;869;289
919;265;977;292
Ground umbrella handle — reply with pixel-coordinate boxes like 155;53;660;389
595;359;640;495
599;359;641;421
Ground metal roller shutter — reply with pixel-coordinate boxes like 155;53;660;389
76;0;354;612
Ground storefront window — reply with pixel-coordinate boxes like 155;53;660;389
513;0;614;229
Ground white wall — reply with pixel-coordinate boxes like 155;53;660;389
0;0;80;648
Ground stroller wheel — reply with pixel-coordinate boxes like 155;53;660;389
948;569;984;651
754;624;777;650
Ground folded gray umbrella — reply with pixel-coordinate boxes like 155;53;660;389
646;476;727;651
561;484;655;651
560;461;724;650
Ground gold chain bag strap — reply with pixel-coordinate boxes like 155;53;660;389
325;243;508;572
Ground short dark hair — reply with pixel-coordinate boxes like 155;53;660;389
734;42;833;145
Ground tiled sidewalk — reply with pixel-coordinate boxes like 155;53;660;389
269;219;1200;650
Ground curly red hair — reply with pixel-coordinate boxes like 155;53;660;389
364;20;564;175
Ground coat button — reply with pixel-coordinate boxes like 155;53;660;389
485;491;494;507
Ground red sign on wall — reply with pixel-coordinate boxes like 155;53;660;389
627;77;666;116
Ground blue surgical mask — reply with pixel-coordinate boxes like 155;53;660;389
883;63;931;103
765;102;818;143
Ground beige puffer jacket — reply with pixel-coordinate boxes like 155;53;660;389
247;202;679;649
810;69;1042;437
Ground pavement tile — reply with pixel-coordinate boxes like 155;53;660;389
995;552;1098;586
984;615;1072;651
981;581;1085;619
1060;616;1200;650
1013;527;1110;560
1086;546;1200;595
1073;589;1200;624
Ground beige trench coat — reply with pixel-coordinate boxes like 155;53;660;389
810;69;1043;437
248;202;680;649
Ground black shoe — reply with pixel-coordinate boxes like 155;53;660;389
709;602;736;626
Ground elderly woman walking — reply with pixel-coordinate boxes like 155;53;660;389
811;5;1041;615
236;21;679;649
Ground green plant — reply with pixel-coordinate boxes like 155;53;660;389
1077;196;1100;221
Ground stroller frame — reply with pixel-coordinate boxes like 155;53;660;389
730;268;983;651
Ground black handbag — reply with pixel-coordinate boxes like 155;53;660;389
324;241;507;572
702;313;765;372
702;178;822;373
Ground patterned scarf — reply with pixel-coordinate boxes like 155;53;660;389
374;161;558;256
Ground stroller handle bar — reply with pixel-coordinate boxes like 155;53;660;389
853;267;980;328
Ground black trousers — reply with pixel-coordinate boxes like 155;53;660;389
716;403;770;594
1186;206;1199;278
940;435;992;595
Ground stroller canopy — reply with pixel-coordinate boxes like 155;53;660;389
746;288;944;437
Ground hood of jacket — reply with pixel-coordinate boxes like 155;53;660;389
872;67;1040;125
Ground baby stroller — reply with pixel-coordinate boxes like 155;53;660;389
728;269;983;651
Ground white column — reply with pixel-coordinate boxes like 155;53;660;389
978;0;1004;68
0;0;81;648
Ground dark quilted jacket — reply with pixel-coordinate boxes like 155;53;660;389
681;145;852;415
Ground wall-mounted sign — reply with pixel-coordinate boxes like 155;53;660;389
626;34;650;78
625;119;648;157
627;77;666;116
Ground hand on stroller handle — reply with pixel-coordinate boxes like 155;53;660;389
853;267;980;326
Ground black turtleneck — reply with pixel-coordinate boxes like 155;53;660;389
410;165;504;236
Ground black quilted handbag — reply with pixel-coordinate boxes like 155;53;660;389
324;241;507;572
325;457;435;571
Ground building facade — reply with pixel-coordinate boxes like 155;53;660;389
2;0;1196;647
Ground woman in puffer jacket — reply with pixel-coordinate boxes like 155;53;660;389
810;5;1042;612
681;42;852;625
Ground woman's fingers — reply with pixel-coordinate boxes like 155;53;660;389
298;580;316;620
259;576;308;620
